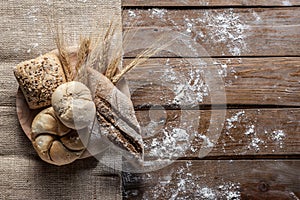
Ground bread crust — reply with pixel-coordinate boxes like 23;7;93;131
14;53;66;109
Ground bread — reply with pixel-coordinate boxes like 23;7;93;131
90;69;144;163
51;81;96;130
13;53;66;109
31;107;89;166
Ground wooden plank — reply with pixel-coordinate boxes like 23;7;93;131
123;7;300;57
0;156;121;200
123;160;300;199
1;105;299;158
135;108;300;160
123;0;300;7
124;57;300;107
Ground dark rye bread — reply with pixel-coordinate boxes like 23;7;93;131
88;68;144;162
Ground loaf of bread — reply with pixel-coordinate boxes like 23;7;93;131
14;53;66;109
90;68;144;163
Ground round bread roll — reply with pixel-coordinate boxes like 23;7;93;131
31;107;87;166
51;81;96;130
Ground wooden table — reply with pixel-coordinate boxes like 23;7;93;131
1;0;299;199
121;1;300;199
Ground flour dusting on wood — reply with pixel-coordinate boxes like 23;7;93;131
224;111;287;153
140;161;241;200
161;59;209;105
145;128;191;159
183;9;249;56
126;8;249;56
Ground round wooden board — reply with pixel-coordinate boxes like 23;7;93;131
16;48;130;159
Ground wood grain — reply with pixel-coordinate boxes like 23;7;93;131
135;108;300;159
123;7;300;57
124;57;300;107
123;0;300;7
123;160;300;199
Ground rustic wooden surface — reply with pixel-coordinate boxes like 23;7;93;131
121;2;300;200
0;1;123;199
123;160;300;199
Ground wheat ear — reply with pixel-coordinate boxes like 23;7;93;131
111;35;173;84
55;26;72;82
73;37;91;83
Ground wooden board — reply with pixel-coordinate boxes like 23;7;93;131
135;108;300;159
122;7;300;57
124;57;300;107
123;160;300;199
123;0;300;7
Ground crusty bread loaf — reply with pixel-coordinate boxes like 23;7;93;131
90;68;144;163
14;53;66;109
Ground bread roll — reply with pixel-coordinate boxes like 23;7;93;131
31;107;88;166
51;81;96;130
13;53;66;109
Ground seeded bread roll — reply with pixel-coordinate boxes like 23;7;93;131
13;53;66;109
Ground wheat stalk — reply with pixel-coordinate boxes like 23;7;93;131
111;35;173;84
55;26;72;82
73;37;91;83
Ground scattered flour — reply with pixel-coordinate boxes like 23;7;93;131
248;137;263;152
214;61;228;78
161;62;209;105
141;161;241;200
195;134;214;148
282;0;292;6
226;111;245;132
146;128;191;159
127;8;249;56
184;9;249;56
150;8;167;19
252;11;262;23
271;129;286;148
128;10;136;18
245;124;255;136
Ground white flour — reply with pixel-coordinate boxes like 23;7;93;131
225;111;286;152
141;161;241;200
161;61;209;105
126;8;249;56
145;128;191;159
184;9;249;56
